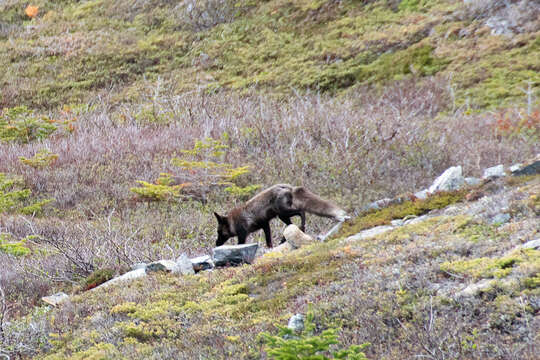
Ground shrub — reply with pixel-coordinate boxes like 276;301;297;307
261;312;370;360
19;149;59;169
0;106;57;143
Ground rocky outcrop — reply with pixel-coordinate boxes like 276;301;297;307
428;166;465;193
213;243;259;267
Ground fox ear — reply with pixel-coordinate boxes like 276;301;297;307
214;212;224;223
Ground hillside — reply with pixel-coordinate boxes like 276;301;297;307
0;0;539;359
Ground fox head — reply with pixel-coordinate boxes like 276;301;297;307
214;212;232;247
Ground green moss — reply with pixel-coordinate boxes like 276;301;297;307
338;190;467;239
84;269;115;291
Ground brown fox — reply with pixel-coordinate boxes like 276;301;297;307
214;184;349;248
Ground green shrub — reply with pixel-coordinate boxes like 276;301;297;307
261;312;370;360
0;106;57;143
19;149;59;168
0;173;53;215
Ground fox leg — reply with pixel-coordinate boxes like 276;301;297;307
237;228;248;245
278;214;292;244
262;222;273;248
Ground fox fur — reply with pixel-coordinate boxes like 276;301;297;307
214;184;348;248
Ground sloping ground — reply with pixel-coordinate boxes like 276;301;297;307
19;174;537;359
0;0;538;109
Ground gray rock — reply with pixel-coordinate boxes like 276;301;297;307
520;239;540;250
464;177;482;186
131;262;147;271
94;268;147;289
284;224;315;249
390;219;404;227
364;198;392;211
490;213;511;225
509;163;522;173
429;166;465;193
146;260;180;274
404;215;430;226
414;189;429;200
190;255;214;272
483;164;505;179
456;279;494;298
511;160;540;176
317;221;344;242
213;243;259;267
42;292;69;307
345;225;394;242
175;253;195;275
287;314;305;333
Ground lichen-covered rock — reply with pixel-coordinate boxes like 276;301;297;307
176;253;195;275
146;260;179;274
483;164;505;179
288;313;305;333
42;292;69;307
283;224;315;249
190;255;214;272
213;243;258;267
429;166;465;193
94;268;146;289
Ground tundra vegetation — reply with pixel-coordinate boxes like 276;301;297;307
0;0;539;359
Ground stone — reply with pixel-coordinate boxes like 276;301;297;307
146;260;180;274
345;225;394;242
268;242;294;254
42;292;69;307
509;163;522;173
464;177;482;186
456;279;494;298
390;219;404;227
176;253;196;275
95;268;146;289
414;189;429;200
520;239;540;250
131;263;147;271
403;215;430;226
317;221;345;242
213;243;259;267
511;160;540;176
288;314;305;333
483;164;505;179
428;166;465;193
364;198;392;211
190;255;214;272
490;213;511;225
284;224;315;249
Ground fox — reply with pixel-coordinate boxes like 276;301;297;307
214;184;349;248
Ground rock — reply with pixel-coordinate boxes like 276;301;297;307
42;292;69;307
317;221;345;242
175;253;196;275
428;166;465;193
390;219;404;227
511;160;540;176
96;268;147;289
364;198;392;211
483;164;505;179
345;225;394;242
146;260;179;274
403;215;430;226
464;177;482;186
288;314;305;333
190;255;214;272
490;213;511;225
414;189;429;200
131;263;147;271
456;279;494;298
509;163;522;173
269;242;294;253
284;224;315;249
520;239;540;250
213;243;259;267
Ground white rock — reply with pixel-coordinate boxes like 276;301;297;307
414;189;429;200
509;163;522;173
284;224;315;249
482;164;505;179
464;177;482;186
95;268;146;289
456;279;494;298
213;243;259;266
520;239;540;250
131;263;147;271
190;255;214;272
176;253;196;275
429;166;465;193
146;260;180;274
317;221;344;242
42;292;69;307
288;314;305;333
345;225;394;242
391;219;405;227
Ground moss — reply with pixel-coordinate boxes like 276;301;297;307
83;269;115;291
338;190;467;239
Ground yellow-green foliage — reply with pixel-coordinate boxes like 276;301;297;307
130;173;189;201
0;233;30;256
440;249;539;280
338;190;467;238
0;106;57;143
0;173;53;215
19;149;59;168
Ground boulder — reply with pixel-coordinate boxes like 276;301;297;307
483;164;505;179
428;166;465;193
213;243;259;267
414;189;429;200
317;221;345;242
42;292;69;307
176;253;195;275
511;160;539;176
345;225;394;242
288;314;305;333
131;262;147;271
520;239;540;250
464;177;482;186
190;255;214;272
284;224;315;249
94;268;147;289
146;260;180;274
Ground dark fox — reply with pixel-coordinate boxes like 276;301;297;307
214;184;348;248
